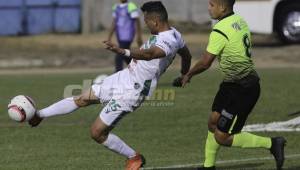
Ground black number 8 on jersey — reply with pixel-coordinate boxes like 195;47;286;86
243;34;251;58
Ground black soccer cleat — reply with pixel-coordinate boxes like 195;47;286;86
197;166;216;170
28;112;43;127
172;76;183;87
270;137;287;170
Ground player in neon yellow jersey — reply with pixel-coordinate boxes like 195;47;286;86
182;0;286;169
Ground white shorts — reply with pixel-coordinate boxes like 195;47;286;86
92;70;152;126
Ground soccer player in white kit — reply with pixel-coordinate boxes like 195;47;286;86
29;1;192;170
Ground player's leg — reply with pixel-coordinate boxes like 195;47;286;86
90;116;138;157
213;82;286;169
203;111;220;169
214;125;286;169
202;83;227;169
29;88;99;127
214;119;273;148
90;99;145;170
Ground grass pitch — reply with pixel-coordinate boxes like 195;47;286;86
0;68;299;170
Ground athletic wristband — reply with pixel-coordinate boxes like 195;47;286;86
124;49;131;57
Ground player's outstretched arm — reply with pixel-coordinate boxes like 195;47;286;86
103;41;166;60
182;51;216;87
129;47;166;60
172;45;192;87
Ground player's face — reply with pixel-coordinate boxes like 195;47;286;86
208;0;223;20
120;0;127;3
143;12;159;34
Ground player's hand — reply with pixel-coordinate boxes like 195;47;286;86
172;76;183;87
181;74;191;88
103;41;124;55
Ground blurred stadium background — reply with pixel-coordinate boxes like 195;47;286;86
0;0;300;169
0;0;210;35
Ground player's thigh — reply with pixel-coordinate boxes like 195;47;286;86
229;83;260;134
211;82;234;133
74;88;100;106
216;83;260;134
99;99;130;127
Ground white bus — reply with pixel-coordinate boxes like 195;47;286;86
235;0;300;43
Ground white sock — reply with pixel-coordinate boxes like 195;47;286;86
38;97;79;118
102;133;136;158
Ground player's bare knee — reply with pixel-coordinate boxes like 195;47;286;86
214;133;226;146
74;96;89;107
208;122;217;132
214;130;232;146
90;126;108;143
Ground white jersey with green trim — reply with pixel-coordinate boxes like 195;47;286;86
127;27;185;95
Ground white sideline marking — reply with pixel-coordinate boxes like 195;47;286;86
142;153;300;170
243;117;300;132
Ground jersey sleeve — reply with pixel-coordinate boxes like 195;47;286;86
154;36;172;57
206;31;227;55
128;2;139;18
112;4;117;18
178;35;185;49
173;29;185;49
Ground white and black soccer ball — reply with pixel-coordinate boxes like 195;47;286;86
8;95;36;122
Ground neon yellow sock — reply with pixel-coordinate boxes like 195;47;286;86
204;131;220;167
232;132;272;149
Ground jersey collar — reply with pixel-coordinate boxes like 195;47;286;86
157;27;173;35
219;12;235;21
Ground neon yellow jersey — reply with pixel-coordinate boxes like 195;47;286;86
207;13;255;82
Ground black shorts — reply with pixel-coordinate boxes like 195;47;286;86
212;75;260;134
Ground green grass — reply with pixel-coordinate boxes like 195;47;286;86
0;68;300;170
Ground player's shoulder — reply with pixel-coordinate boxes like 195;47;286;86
158;27;183;41
213;14;243;30
156;27;185;50
112;3;118;11
212;13;249;39
128;1;138;13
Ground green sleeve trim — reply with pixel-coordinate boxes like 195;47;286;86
112;4;117;11
141;80;152;96
212;29;229;41
128;2;138;13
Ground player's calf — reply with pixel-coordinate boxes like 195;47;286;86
90;127;109;144
90;117;111;144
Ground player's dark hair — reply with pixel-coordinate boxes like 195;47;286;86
225;0;235;8
141;1;168;22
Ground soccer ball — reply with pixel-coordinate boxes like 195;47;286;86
8;95;36;122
